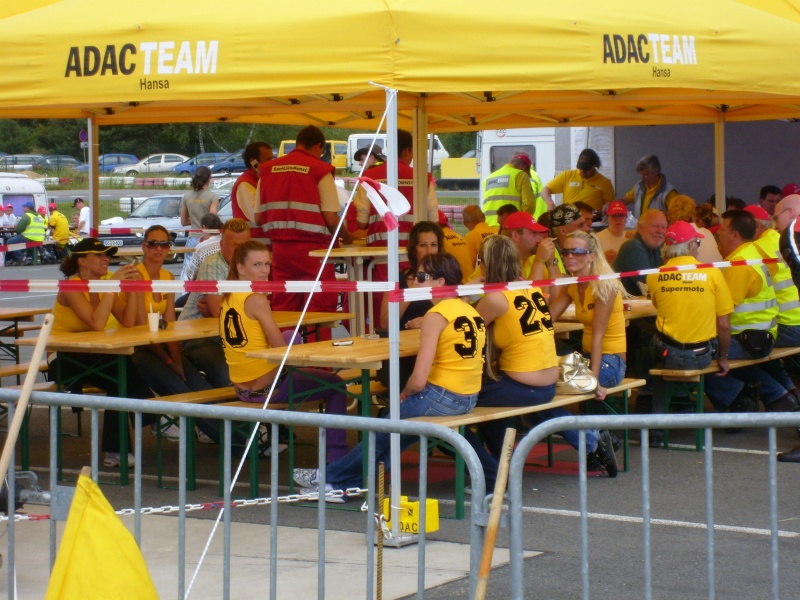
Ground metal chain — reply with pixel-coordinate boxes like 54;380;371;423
0;487;369;522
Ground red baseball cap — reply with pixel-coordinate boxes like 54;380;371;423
782;183;800;198
606;201;628;216
665;221;704;245
37;206;47;216
49;202;58;211
512;152;532;169
503;211;549;233
744;204;770;221
437;209;449;227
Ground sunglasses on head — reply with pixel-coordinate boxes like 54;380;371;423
416;271;433;283
561;247;592;256
145;240;172;249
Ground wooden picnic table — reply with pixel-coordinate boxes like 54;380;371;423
0;307;50;364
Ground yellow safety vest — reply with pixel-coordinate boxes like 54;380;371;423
483;164;524;227
23;213;46;242
754;228;800;326
730;243;778;335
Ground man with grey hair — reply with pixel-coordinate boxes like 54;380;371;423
623;154;678;220
612;208;667;296
644;221;733;446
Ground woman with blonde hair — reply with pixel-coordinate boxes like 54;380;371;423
549;231;627;401
219;240;349;463
666;194;696;224
692;202;723;263
470;235;618;478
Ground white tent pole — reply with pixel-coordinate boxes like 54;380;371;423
413;97;428;222
88;117;99;237
714;108;726;215
385;88;403;538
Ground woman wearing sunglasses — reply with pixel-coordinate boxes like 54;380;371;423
295;252;486;499
127;225;214;440
548;231;627;401
220;241;349;463
52;238;154;467
467;235;618;480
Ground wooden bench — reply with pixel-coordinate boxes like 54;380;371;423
0;359;48;380
408;378;646;518
649;346;800;450
0;324;42;337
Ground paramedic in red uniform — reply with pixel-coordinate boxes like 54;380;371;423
355;129;439;326
233;141;273;240
260;126;352;335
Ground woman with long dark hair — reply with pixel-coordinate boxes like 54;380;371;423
180;165;220;278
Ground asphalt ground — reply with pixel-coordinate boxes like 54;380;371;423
3;261;800;599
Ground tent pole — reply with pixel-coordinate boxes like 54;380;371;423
714;108;726;215
385;88;404;541
412;98;428;222
88;117;100;237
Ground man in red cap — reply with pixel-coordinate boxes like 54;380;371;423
500;210;559;282
596;200;629;264
482;152;542;227
644;221;733;447
781;183;800;199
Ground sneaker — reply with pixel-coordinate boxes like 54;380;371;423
257;425;287;457
593;430;618;478
151;417;180;442
294;468;320;489
766;393;800;413
103;452;136;468
196;427;215;444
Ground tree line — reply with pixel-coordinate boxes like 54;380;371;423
0;120;476;162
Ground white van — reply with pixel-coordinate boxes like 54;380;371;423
346;133;449;172
0;172;47;216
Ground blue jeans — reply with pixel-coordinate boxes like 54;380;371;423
776;324;800;347
585;352;627;388
6;234;33;262
650;335;713;414
704;334;787;409
180;236;201;280
326;383;477;489
181;336;231;388
462;376;599;487
235;368;349;462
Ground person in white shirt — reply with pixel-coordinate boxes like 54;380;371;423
595;200;629;264
73;197;91;236
3;205;18;228
182;212;223;281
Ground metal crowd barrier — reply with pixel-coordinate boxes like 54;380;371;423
0;389;488;600
508;412;800;600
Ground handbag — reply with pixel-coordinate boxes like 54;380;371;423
556;352;599;395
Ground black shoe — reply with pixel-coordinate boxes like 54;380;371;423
725;391;757;414
593;430;618;478
766;393;800;413
610;433;623;451
648;429;663;448
777;445;800;463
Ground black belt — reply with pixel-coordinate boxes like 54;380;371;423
656;331;711;351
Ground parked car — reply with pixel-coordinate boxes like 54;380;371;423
172;152;229;177
112;153;189;176
74;153;138;173
99;195;187;261
32;155;83;171
208;150;245;175
0;154;43;171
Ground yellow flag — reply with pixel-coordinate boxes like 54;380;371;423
45;472;158;599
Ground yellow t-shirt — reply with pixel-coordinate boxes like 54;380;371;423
132;262;170;316
48;210;71;244
545;169;615;211
464;222;498;271
491;289;557;374
442;227;474;284
52;275;120;334
426;298;486;395
567;284;626;354
220;292;279;384
722;242;763;306
646;256;734;343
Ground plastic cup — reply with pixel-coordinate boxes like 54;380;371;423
148;312;160;332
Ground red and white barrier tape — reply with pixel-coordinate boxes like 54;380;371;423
0;239;59;253
0;257;780;298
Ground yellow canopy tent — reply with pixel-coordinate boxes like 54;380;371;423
1;0;800;129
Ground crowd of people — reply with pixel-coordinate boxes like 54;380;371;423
44;128;800;489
